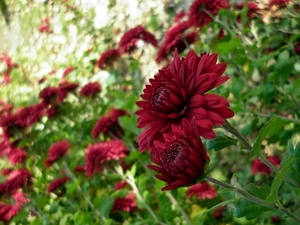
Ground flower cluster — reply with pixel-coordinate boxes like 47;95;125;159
137;49;234;190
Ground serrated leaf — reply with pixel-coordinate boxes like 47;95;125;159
265;156;296;204
252;118;287;157
231;183;272;219
206;134;237;151
281;140;300;186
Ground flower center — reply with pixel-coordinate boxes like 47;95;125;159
161;142;182;164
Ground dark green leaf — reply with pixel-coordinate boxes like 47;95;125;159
252;117;287;157
0;0;9;25
231;183;272;219
206;133;237;151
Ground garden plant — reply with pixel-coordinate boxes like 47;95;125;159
0;0;300;224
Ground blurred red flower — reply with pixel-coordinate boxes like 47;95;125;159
44;140;70;168
0;169;31;195
6;147;26;165
188;0;229;28
114;181;128;191
47;177;70;194
112;193;138;213
85;140;127;177
236;2;260;19
119;25;158;53
186;182;217;199
38;18;52;33
97;49;120;69
80;82;101;98
268;0;290;7
57;81;79;101
156;22;197;63
212;206;226;220
92;108;127;139
0;203;20;222
294;42;300;55
148;119;210;191
62;67;75;77
251;156;281;175
136;49;234;152
39;86;59;105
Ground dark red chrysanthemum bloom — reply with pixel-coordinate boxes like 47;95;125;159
148;119;210;190
0;114;26;139
137;50;234;152
57;81;79;101
92;108;127;139
6;147;26;165
44;140;70;168
17;103;45;127
112;193;138;213
0;169;31;195
47;177;70;194
173;11;187;23
114;181;128;190
0;203;20;222
80;82;101;98
156;22;197;63
294;42;300;55
268;0;290;7
39;86;59;105
188;0;229;28
85;140;127;177
236;2;259;19
62;67;75;77
251;156;281;175
119;25;158;53
97;49;120;69
212;206;226;220
186;182;217;199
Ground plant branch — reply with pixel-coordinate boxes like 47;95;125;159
165;191;193;225
205;176;300;223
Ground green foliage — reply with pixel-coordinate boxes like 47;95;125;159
231;183;272;220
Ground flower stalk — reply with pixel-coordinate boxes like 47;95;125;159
205;176;300;223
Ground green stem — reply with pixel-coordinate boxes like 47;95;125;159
205;176;300;223
165;192;193;225
222;120;300;188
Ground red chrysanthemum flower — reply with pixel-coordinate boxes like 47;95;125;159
47;177;70;194
85;140;127;177
114;181;128;190
156;22;197;63
57;81;79;101
0;169;31;195
92;108;127;139
212;206;226;220
147;119;210;191
112;193;138;213
136;50;234;152
97;49;120;69
173;11;187;23
12;191;30;206
186;182;217;199
16;103;45;127
80;82;101;98
6;147;26;165
0;203;20;222
268;0;290;7
236;2;260;19
44;140;70;168
294;42;300;55
188;0;230;28
62;67;75;77
39;86;59;105
119;25;158;53
0;114;26;139
251;156;281;175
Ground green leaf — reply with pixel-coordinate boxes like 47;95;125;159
231;183;272;219
206;133;237;151
0;0;9;25
281;140;300;186
265;156;296;204
251;118;287;157
216;37;242;54
98;196;114;217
